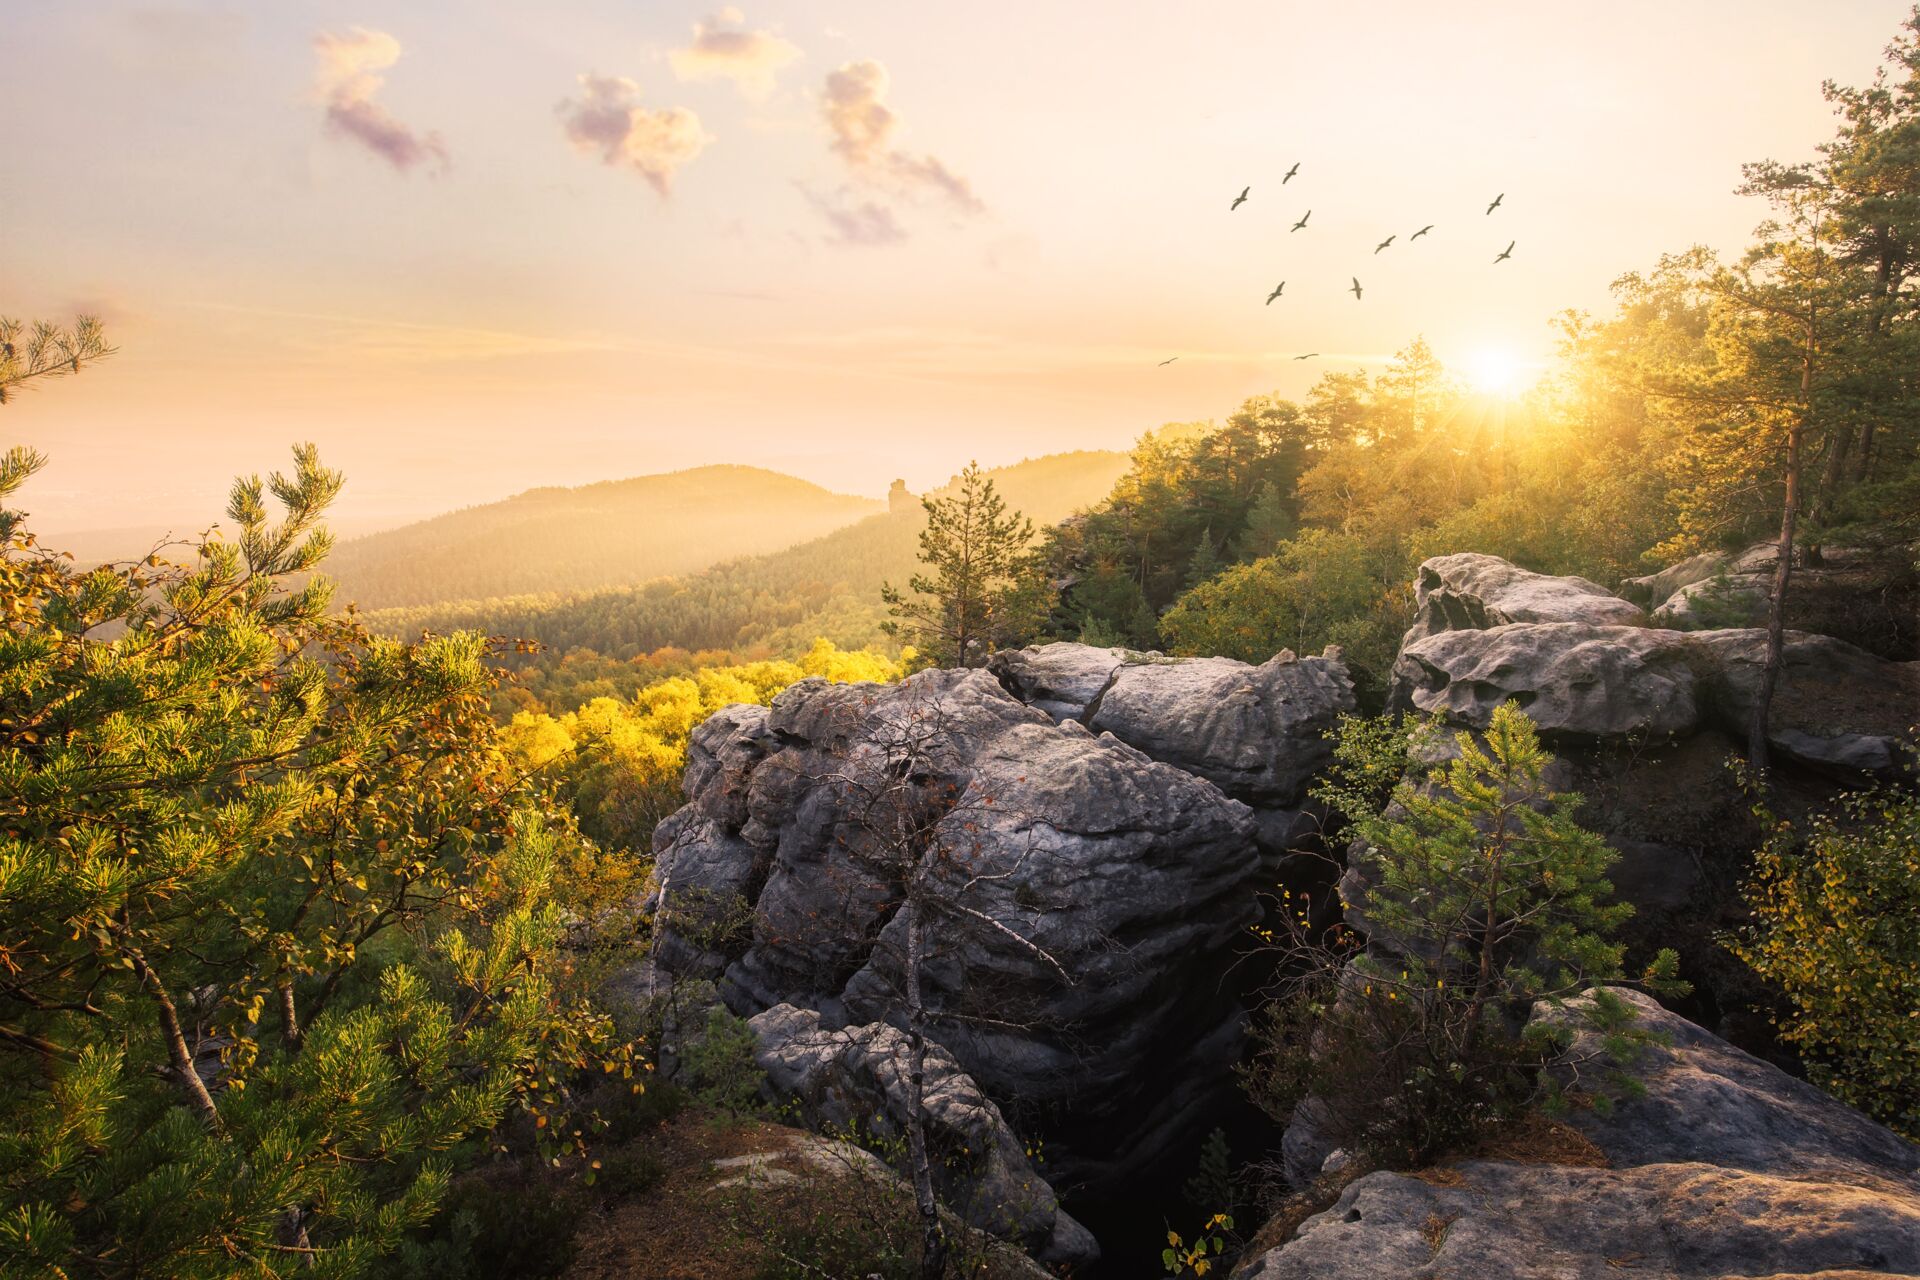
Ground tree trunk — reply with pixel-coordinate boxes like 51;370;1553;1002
130;947;222;1127
1751;310;1816;774
278;978;302;1052
901;902;947;1280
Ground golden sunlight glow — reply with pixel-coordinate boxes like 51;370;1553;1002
1464;346;1526;398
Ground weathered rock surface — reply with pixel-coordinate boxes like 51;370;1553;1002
1389;620;1917;775
1629;541;1920;660
651;667;1265;1190
986;643;1131;723
1241;990;1920;1280
747;1003;1098;1267
1390;622;1701;739
1537;990;1920;1182
1402;552;1647;646
989;643;1358;810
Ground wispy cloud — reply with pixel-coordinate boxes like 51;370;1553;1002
802;185;907;247
557;74;711;197
312;27;448;174
820;60;984;216
669;7;801;101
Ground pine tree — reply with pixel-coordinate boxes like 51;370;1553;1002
0;437;640;1275
1247;707;1685;1166
1183;526;1222;588
880;462;1035;668
1234;480;1293;560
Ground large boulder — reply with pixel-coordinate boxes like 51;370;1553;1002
651;667;1266;1190
989;643;1358;810
1402;553;1647;646
1389;623;1701;740
747;1004;1098;1268
1389;620;1917;776
1240;990;1920;1279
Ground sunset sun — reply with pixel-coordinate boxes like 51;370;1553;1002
1465;346;1527;398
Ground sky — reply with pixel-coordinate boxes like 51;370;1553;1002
2;0;1911;537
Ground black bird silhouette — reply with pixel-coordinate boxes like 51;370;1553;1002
1494;240;1515;264
1411;224;1434;239
1291;210;1311;232
1486;192;1504;215
1375;235;1396;254
1283;162;1300;184
1293;352;1319;360
1231;186;1250;211
1349;277;1364;300
1265;282;1286;305
1158;356;1179;366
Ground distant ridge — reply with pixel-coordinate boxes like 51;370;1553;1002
361;450;1131;656
325;464;881;611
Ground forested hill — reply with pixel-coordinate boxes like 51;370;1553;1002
325;465;882;610
361;450;1129;658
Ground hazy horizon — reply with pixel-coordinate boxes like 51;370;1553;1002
5;0;1908;534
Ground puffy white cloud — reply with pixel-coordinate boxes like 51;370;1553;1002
819;60;983;215
669;9;801;101
557;74;712;197
312;27;448;174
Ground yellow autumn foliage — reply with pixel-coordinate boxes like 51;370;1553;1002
504;638;903;849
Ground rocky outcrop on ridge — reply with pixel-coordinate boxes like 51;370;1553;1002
987;643;1356;806
650;664;1290;1192
1239;990;1920;1280
989;643;1357;872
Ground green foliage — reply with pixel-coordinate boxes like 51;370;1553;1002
1312;712;1422;825
0;446;643;1277
679;1006;766;1119
1728;783;1920;1139
882;462;1037;668
1246;706;1687;1168
1180;1128;1236;1219
1159;528;1407;688
1161;1212;1234;1277
384;1172;585;1280
0;314;114;408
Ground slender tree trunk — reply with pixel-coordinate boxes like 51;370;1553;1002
901;902;947;1280
1751;309;1816;774
130;947;221;1127
278;978;302;1052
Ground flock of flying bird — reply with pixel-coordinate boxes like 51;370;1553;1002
1156;166;1515;366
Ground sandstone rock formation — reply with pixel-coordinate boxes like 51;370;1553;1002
1240;990;1920;1280
650;665;1277;1192
1389;620;1917;777
747;1003;1098;1267
1401;552;1648;645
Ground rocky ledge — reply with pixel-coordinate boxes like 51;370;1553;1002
1239;990;1920;1279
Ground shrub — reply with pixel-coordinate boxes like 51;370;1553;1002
681;1006;766;1119
1728;783;1920;1139
1245;704;1685;1167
